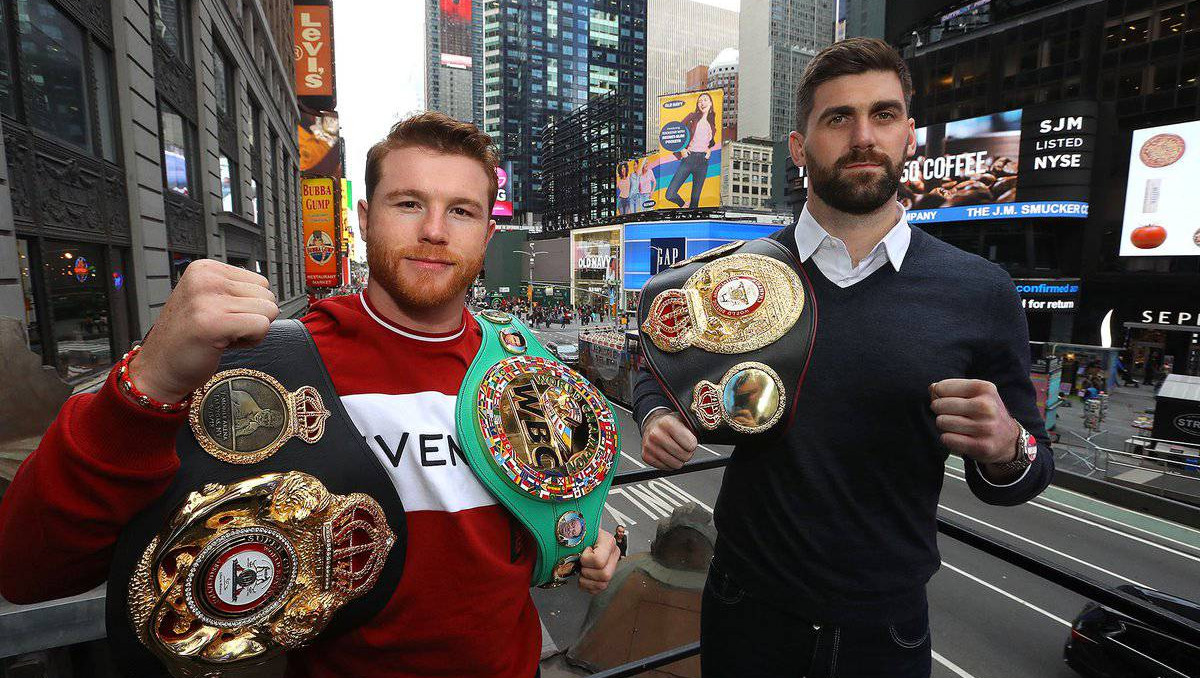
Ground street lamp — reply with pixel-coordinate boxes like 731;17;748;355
514;245;549;301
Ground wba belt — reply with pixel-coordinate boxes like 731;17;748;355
637;238;818;445
107;320;405;678
455;309;619;588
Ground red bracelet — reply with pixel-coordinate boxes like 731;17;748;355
116;345;191;413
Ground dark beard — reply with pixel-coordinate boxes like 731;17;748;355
366;239;484;313
807;148;902;215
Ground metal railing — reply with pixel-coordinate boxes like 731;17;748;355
589;455;1200;677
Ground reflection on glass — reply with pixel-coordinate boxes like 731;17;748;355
0;0;13;117
220;154;234;212
161;107;190;196
16;0;91;148
153;0;190;63
17;238;41;355
44;240;110;381
170;251;193;285
722;368;780;430
91;42;117;161
249;178;260;224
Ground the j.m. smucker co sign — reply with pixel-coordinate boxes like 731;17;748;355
903;101;1098;224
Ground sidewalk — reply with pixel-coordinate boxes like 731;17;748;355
1051;383;1200;507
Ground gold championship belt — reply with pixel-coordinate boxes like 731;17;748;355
107;321;407;677
637;238;817;444
129;472;394;677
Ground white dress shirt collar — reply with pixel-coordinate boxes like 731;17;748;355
794;201;912;272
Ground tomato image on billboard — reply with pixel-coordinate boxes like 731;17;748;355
1130;224;1167;249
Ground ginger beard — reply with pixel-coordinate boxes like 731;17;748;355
366;238;485;312
806;146;905;215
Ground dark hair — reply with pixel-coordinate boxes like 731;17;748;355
679;92;718;158
364;112;499;210
795;38;913;132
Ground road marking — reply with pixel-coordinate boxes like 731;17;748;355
611;401;727;458
937;504;1149;587
944;456;1200;546
942;468;1200;564
620;450;647;469
940;561;1071;626
931;651;977;678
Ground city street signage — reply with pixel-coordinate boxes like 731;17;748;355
1013;278;1080;313
903;101;1096;224
301;178;338;288
293;4;335;102
1121;119;1200;257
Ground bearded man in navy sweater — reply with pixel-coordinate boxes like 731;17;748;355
634;38;1054;678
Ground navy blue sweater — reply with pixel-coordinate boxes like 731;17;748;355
633;224;1054;625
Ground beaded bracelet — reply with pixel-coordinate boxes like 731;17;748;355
116;345;191;413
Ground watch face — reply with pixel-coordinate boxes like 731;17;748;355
1023;432;1038;462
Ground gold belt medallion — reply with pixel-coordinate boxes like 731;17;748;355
189;369;331;465
690;362;786;434
129;472;395;677
643;253;803;355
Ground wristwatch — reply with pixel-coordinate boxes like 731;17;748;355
989;424;1037;476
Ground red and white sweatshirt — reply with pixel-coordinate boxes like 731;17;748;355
0;293;540;678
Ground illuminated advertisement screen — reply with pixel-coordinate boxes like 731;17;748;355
493;162;513;217
1120;119;1200;256
616;155;658;215
439;0;472;69
901;101;1095;223
653;88;723;210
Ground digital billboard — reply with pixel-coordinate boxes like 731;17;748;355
653;89;723;210
616;155;659;215
1121;119;1200;257
301;178;338;288
900;101;1095;223
298;109;343;176
493;162;513;217
438;0;472;69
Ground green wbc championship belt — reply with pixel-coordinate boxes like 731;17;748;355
456;309;619;588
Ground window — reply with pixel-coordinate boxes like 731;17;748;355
0;0;14;117
154;0;192;63
16;0;90;148
1155;62;1178;91
1159;5;1186;36
91;42;117;162
213;43;235;117
1118;68;1144;97
160;105;193;196
219;154;237;212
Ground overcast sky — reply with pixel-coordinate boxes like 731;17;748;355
334;0;741;257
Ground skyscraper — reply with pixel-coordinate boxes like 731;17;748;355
738;0;835;142
482;0;646;217
646;0;739;151
426;0;483;124
708;47;739;142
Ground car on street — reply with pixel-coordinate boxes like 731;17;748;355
1063;584;1200;678
546;341;579;364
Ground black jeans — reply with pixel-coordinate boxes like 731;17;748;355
700;559;932;678
664;151;710;208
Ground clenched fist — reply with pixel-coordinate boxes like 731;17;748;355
578;529;620;594
930;378;1021;465
128;259;279;404
641;410;698;470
